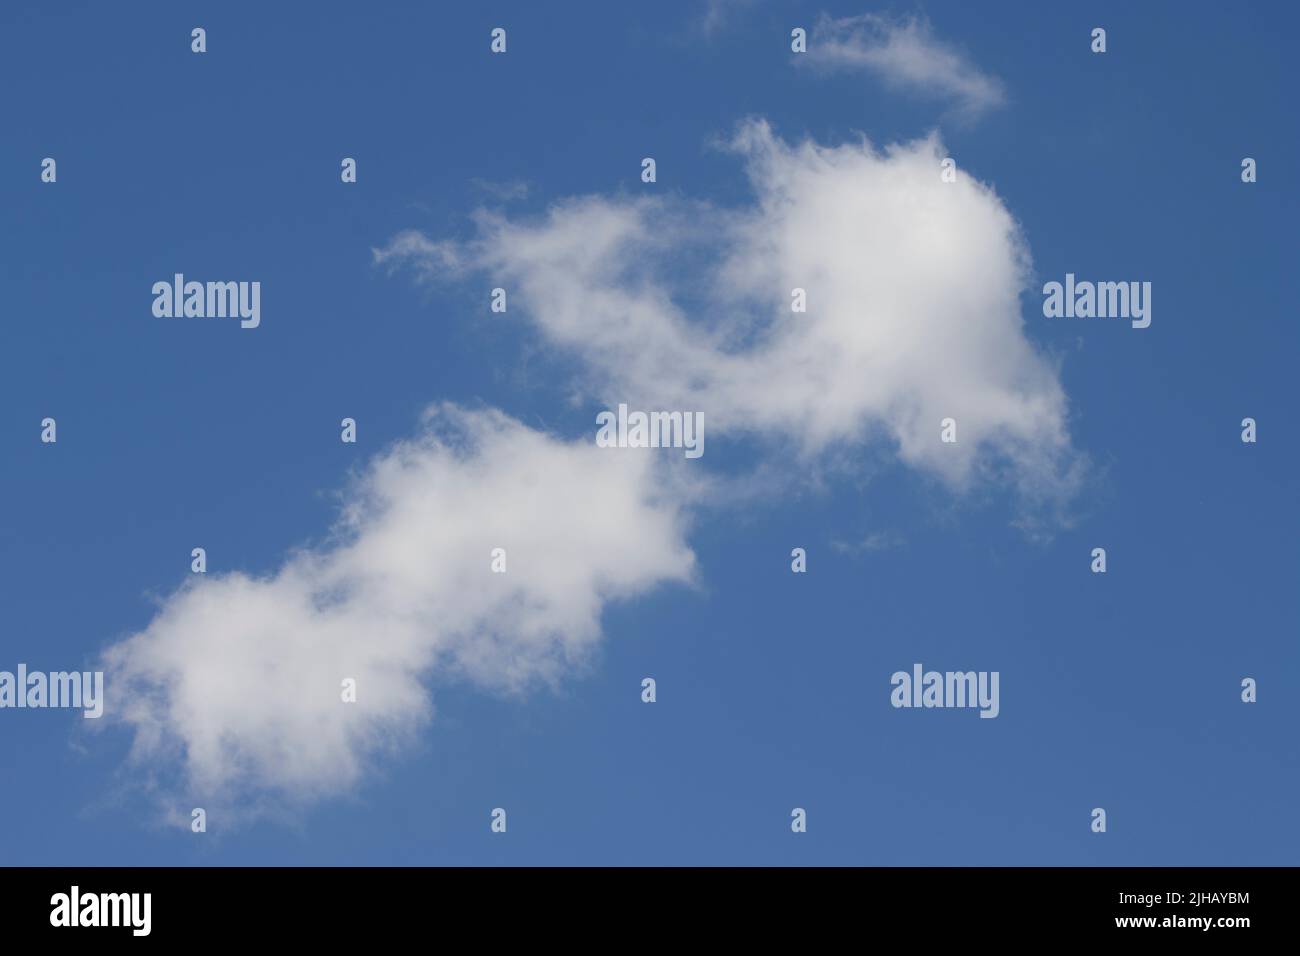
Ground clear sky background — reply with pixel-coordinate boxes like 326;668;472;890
1;0;1296;865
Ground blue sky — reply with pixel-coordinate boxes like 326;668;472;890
1;0;1296;865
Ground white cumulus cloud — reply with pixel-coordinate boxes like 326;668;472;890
376;120;1082;515
100;405;697;818
102;116;1082;822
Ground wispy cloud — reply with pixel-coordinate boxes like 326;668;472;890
699;0;757;36
806;13;1006;120
830;531;906;555
470;178;530;202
